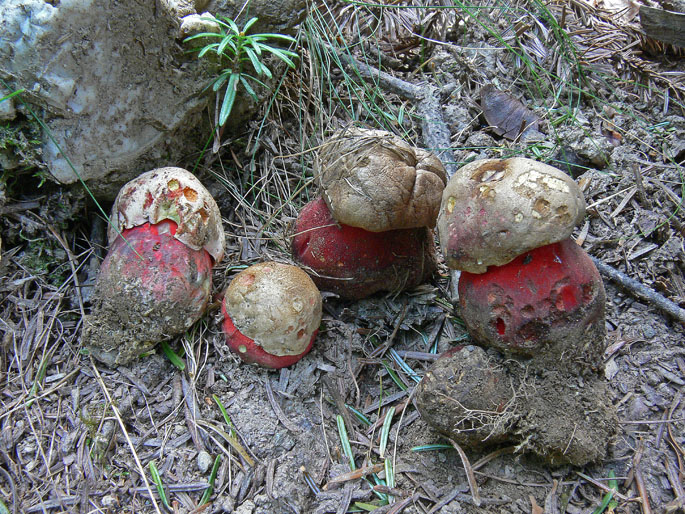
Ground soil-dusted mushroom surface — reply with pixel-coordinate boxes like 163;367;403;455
1;2;684;513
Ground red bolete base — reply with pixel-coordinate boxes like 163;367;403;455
458;238;606;374
84;220;213;366
291;197;437;300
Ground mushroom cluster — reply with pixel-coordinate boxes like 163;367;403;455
221;262;323;369
83;167;225;366
292;127;447;299
416;157;616;466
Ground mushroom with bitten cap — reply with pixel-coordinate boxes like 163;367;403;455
418;157;616;466
437;157;585;273
84;167;225;366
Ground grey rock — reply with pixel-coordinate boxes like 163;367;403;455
0;0;304;198
197;450;213;473
0;0;208;197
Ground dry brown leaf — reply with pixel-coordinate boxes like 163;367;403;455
480;85;541;141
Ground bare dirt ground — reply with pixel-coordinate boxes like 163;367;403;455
1;1;684;513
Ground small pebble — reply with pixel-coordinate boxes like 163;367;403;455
197;450;213;474
642;326;656;339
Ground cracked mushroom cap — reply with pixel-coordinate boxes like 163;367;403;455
318;127;447;232
108;167;225;262
437;157;586;273
222;262;323;368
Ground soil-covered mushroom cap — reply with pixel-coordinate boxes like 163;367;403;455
437;157;585;273
109;167;225;262
84;220;213;366
222;262;323;368
318;127;447;231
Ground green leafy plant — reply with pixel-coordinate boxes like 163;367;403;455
185;16;298;127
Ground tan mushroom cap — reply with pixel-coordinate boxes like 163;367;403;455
318;127;447;232
437;157;586;273
224;262;323;357
108;167;225;262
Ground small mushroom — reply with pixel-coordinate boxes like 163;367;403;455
291;197;437;300
458;238;606;374
318;127;447;232
437;157;585;273
221;262;322;369
84;168;224;366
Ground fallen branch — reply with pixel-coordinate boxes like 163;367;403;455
333;47;458;177
590;256;685;325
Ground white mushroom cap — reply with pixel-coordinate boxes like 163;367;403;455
108;167;225;262
318;127;447;232
224;262;323;357
437;157;586;273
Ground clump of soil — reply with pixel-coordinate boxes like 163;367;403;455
416;344;617;466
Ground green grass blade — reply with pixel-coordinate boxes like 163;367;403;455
388;348;421;383
199;455;221;505
226;17;240;35
243;16;259;33
378;407;395;459
148;461;171;509
160;341;185;370
384;457;395;492
411;443;453;452
239;75;259;101
381;362;408;391
197;43;220;58
346;404;371;426
0;88;24;103
213;394;236;436
244;46;264;75
337;414;355;471
219;73;239;126
591;470;618;514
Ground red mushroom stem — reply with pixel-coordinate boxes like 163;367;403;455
458;238;606;373
292;197;436;300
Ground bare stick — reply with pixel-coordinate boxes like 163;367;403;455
590;256;685;325
331;46;458;177
264;379;302;433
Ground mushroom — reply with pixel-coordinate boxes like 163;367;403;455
84;167;224;366
291;197;437;300
318;127;447;232
221;262;322;368
419;157;616;466
436;158;604;374
458;238;606;373
292;128;446;299
437;157;585;273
